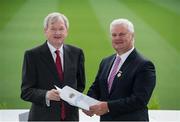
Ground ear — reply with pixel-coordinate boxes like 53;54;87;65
44;28;47;33
44;28;48;35
131;32;134;41
65;29;68;37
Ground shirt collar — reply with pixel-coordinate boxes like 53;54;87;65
116;47;134;63
47;41;63;55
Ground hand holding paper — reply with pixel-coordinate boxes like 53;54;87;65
46;89;60;101
89;101;109;116
55;85;99;111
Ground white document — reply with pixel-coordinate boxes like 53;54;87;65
55;85;99;111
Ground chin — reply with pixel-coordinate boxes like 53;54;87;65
114;45;122;49
54;39;63;43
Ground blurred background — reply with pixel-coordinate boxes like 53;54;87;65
0;0;180;109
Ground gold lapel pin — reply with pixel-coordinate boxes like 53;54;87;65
117;71;122;77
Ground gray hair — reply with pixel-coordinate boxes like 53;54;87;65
44;12;69;29
110;18;134;33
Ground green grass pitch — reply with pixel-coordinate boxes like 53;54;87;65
0;0;180;109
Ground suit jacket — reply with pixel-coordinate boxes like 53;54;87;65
88;49;156;121
21;42;85;121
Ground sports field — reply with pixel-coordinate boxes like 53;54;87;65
0;0;180;109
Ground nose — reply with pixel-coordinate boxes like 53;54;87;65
114;35;121;40
55;30;61;35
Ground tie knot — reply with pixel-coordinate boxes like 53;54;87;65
55;50;60;55
115;56;121;63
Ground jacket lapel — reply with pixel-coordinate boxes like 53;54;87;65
104;55;116;95
63;45;70;85
39;42;60;82
120;49;137;73
105;55;116;81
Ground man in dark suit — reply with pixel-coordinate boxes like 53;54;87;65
83;18;156;121
21;12;85;121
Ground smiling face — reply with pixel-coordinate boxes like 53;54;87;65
111;24;134;55
44;19;68;49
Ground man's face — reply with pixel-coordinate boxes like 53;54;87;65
44;19;67;48
111;24;134;54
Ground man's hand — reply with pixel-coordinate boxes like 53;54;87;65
82;109;94;117
47;89;60;101
89;102;109;116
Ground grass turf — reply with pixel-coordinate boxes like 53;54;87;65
0;0;179;109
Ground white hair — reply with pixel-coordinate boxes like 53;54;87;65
110;18;134;33
44;12;69;29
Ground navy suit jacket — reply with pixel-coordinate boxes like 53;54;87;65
21;42;85;121
88;49;156;121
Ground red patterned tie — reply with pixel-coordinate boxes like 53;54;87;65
55;50;66;120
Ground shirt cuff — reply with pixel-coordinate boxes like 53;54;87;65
107;102;110;112
45;92;50;107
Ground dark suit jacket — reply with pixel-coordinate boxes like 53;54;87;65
88;49;156;121
21;42;85;121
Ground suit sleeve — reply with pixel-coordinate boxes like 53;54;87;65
108;60;156;113
77;49;86;92
21;51;47;106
